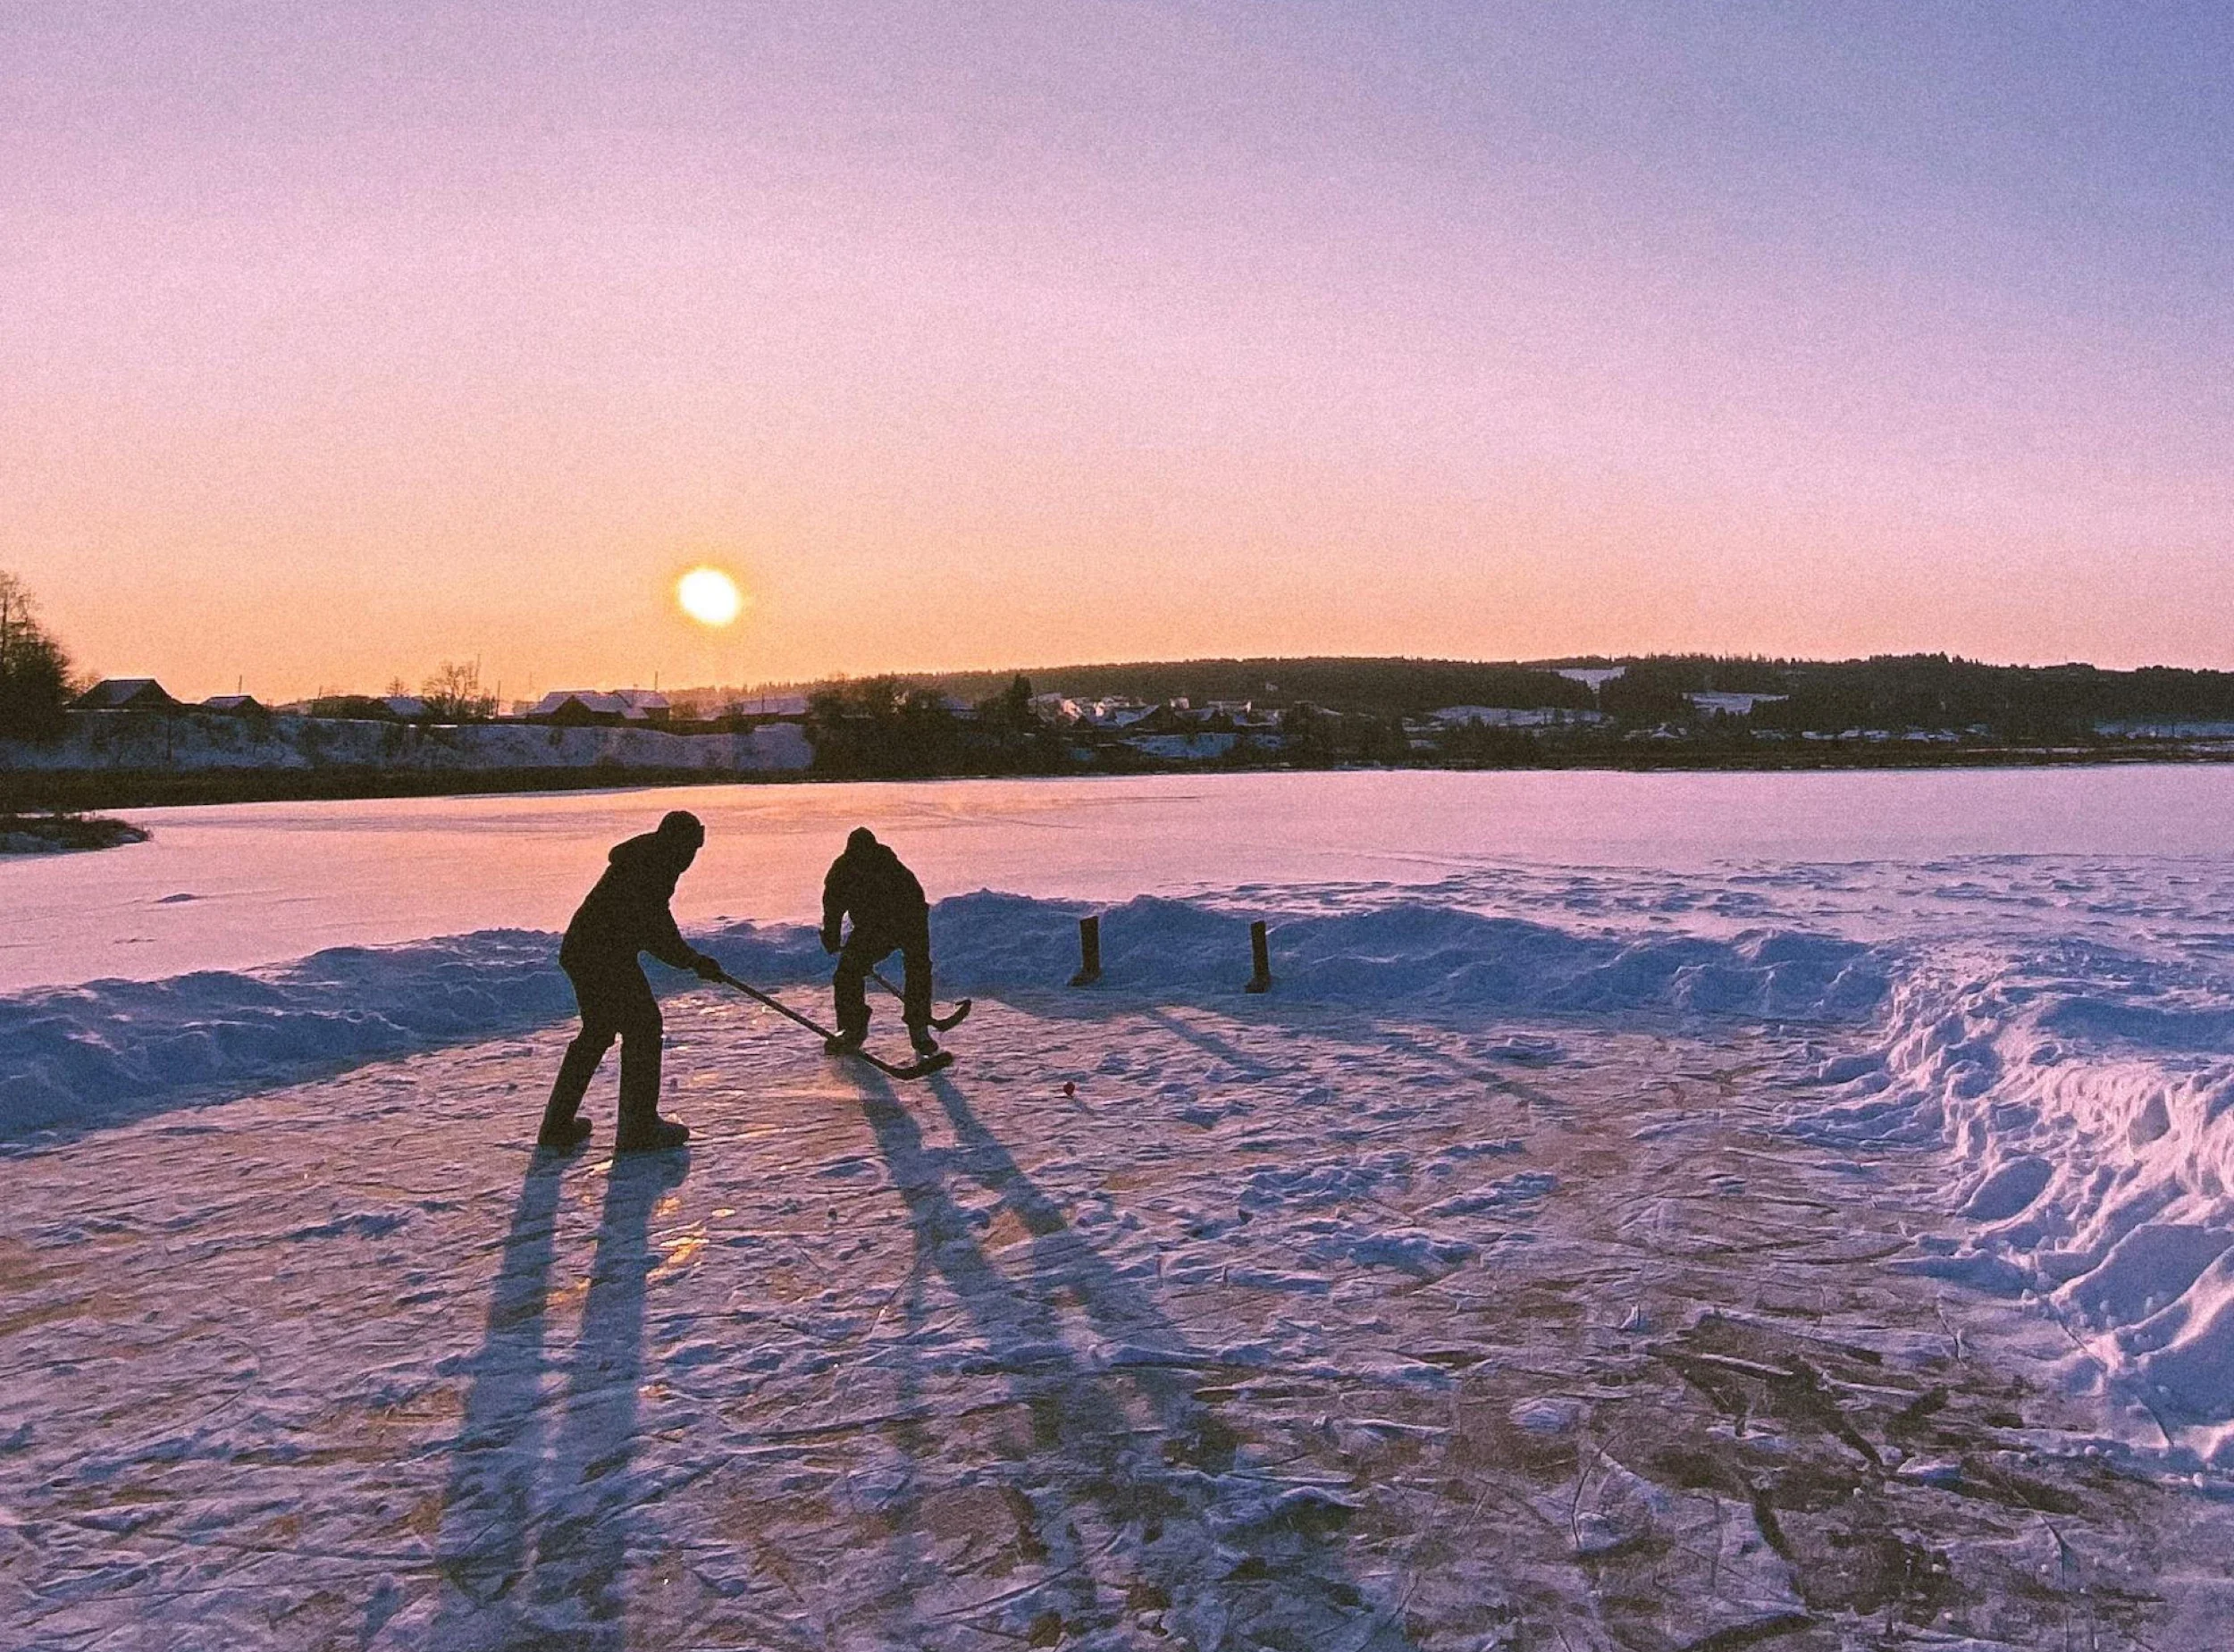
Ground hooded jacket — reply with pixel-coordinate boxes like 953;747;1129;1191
822;840;928;948
562;831;699;970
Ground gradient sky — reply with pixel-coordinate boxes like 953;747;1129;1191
4;2;2230;700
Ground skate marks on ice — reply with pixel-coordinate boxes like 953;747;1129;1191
4;999;2234;1648
817;1067;1415;1651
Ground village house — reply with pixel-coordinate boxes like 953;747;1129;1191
525;689;671;726
70;678;181;712
1427;705;1606;729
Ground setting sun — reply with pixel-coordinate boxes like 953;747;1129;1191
676;566;744;627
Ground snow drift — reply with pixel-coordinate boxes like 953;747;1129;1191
0;891;1891;1138
21;863;2234;1458
1793;939;2234;1463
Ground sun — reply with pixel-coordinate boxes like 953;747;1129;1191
676;566;745;627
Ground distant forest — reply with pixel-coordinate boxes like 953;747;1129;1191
869;657;1600;717
763;653;2234;732
1592;654;2234;734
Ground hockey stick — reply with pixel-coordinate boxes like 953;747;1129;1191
714;970;952;1080
869;968;973;1032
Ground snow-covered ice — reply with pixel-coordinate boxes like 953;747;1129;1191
10;769;2234;1648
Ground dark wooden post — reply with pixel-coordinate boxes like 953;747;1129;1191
1068;914;1102;986
1245;919;1272;994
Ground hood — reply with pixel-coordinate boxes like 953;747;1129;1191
610;833;690;876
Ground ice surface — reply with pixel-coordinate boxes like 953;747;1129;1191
12;766;2234;991
8;991;2230;1648
13;769;2234;1641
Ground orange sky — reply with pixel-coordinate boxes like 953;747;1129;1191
4;4;2230;700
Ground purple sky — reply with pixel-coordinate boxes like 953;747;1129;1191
4;2;2230;698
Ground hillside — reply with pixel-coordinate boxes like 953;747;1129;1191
724;652;2234;731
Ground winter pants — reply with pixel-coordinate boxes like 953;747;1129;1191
833;924;933;1037
545;952;663;1132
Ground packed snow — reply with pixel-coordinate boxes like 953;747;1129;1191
0;709;810;778
9;770;2234;1648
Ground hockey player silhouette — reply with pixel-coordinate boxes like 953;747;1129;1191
821;827;940;1060
539;810;722;1153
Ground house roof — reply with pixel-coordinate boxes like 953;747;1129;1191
528;689;663;720
202;693;265;711
732;693;809;717
71;678;178;710
1685;692;1788;717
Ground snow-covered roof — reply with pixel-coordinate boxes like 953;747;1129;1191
1686;692;1787;717
202;694;266;712
1029;693;1083;723
1079;699;1158;728
527;690;663;720
380;695;429;718
1125;732;1241;761
1427;705;1608;729
71;678;178;710
1556;667;1626;691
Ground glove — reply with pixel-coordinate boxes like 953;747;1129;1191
693;953;725;981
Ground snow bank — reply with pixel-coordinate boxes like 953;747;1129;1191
0;709;810;774
1791;942;2234;1462
0;891;1890;1138
933;892;1891;1020
0;933;575;1136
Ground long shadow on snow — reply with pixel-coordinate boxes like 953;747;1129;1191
844;1065;1416;1650
428;1150;685;1651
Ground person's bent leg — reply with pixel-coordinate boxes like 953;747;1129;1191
542;960;617;1149
832;935;878;1044
613;967;689;1152
900;930;937;1055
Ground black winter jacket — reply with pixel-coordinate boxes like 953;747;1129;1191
562;832;699;970
822;843;928;948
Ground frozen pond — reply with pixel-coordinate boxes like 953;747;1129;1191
6;765;2233;991
13;766;2234;1644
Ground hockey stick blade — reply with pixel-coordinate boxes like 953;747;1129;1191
870;968;970;1033
827;1043;954;1081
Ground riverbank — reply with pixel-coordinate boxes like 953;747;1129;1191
0;812;148;854
0;710;813;812
8;739;2233;814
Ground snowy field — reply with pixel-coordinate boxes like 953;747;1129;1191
8;769;2234;1648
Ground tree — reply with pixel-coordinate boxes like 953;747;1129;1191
804;676;957;776
975;674;1036;733
1278;702;1338;766
422;659;497;721
0;572;76;741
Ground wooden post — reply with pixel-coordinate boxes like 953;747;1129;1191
1068;914;1102;986
1245;919;1272;994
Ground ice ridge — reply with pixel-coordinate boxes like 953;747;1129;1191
1;893;1889;1138
1787;938;2234;1463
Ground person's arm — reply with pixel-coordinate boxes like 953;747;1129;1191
643;901;701;973
820;863;848;952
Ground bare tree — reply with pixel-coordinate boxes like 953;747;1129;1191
0;571;76;740
422;658;497;722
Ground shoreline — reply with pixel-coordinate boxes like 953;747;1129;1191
0;811;150;854
5;742;2233;814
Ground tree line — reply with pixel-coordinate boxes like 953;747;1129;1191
14;557;2234;761
0;573;73;741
